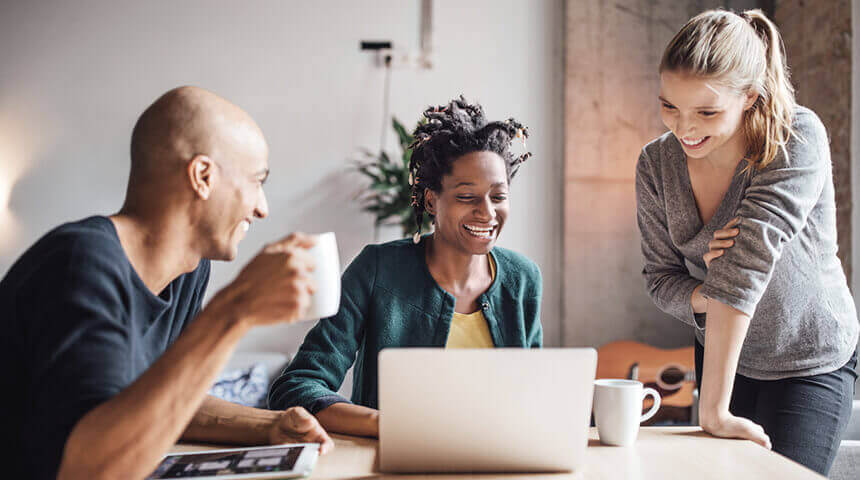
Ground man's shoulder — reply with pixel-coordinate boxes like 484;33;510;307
2;216;129;293
41;216;127;267
35;214;121;251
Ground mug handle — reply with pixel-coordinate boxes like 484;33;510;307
640;387;661;423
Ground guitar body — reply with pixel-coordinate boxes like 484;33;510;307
596;341;696;409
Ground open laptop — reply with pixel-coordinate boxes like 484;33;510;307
378;348;597;473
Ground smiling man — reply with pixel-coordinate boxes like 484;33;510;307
0;86;332;480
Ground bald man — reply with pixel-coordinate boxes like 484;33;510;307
0;86;333;480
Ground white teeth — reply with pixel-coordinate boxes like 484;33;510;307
464;225;495;238
240;220;250;232
682;137;706;146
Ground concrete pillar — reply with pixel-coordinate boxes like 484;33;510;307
563;0;759;348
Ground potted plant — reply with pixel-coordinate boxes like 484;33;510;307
354;118;433;240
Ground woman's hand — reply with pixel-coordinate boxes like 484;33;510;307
315;403;380;438
703;218;740;268
698;300;769;449
700;408;772;449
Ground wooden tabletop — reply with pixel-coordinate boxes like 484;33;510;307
170;427;824;479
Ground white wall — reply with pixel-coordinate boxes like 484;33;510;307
0;0;564;355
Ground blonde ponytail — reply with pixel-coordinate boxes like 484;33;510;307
741;10;796;170
660;9;797;170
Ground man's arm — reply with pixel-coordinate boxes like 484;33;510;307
58;303;250;480
183;395;279;445
57;234;331;480
182;395;331;448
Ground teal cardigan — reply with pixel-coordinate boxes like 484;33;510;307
267;236;543;413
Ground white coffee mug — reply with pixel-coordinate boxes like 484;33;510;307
593;379;661;446
300;232;341;321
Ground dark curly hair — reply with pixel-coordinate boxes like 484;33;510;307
407;96;532;240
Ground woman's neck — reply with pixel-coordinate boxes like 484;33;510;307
424;234;490;294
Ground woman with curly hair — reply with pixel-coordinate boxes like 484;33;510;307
269;96;543;437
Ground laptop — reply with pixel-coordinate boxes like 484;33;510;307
378;348;597;473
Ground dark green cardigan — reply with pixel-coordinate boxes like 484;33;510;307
267;236;543;413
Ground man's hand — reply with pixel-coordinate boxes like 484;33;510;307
212;233;318;327
269;407;334;454
700;408;772;449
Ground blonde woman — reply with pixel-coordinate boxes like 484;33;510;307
636;9;858;475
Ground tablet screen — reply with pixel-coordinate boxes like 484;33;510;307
148;445;306;478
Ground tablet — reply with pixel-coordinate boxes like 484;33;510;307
146;443;319;479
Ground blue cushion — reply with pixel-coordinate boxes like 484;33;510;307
209;362;269;408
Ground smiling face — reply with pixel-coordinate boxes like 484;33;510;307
659;71;757;163
198;121;271;261
424;151;510;256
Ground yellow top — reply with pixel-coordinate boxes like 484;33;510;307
445;254;496;349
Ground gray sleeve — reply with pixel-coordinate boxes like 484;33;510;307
636;148;704;329
700;113;828;317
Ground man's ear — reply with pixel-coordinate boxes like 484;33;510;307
424;188;436;216
188;155;214;200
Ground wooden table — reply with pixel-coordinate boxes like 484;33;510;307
170;427;824;479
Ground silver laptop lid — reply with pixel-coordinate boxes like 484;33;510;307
379;348;597;473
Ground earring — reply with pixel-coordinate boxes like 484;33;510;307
413;231;421;244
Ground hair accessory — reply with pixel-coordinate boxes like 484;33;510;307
513;127;527;149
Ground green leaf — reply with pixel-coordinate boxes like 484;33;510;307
393;118;412;149
379;151;392;165
351;116;427;229
355;165;383;184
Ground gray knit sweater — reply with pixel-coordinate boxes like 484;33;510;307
636;106;859;380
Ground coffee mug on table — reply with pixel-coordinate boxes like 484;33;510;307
300;232;341;321
593;379;661;446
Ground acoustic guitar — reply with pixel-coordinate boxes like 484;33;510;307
596;341;697;420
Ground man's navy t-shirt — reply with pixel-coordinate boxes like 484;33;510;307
0;216;210;479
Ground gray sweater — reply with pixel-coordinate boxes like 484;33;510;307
636;106;859;380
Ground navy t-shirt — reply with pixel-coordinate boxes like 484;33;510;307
0;216;210;479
